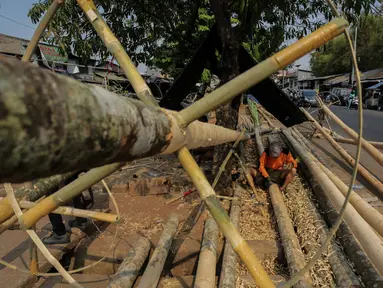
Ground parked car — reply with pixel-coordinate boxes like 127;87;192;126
365;91;382;110
300;90;318;107
331;88;352;105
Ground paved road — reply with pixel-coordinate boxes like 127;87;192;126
309;105;383;142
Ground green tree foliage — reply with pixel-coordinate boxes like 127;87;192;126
29;0;376;78
310;14;383;76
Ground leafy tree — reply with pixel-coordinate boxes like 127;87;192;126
310;14;383;76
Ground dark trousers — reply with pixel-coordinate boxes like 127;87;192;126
48;193;86;236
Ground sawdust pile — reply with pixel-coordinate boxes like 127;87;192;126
284;177;334;287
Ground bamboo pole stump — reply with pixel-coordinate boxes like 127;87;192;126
219;186;242;288
138;214;179;288
195;217;219;288
108;237;151;288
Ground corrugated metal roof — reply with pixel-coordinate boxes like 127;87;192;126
323;74;349;85
361;68;383;80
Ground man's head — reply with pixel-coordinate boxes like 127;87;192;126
269;142;283;158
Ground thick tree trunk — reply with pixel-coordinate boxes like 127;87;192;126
209;0;241;195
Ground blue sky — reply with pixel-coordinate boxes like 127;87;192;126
0;0;311;70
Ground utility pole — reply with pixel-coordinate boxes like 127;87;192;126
351;26;358;86
351;16;359;87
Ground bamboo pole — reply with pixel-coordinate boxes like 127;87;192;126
297;157;383;287
76;0;157;107
258;108;274;127
314;159;383;237
0;173;73;225
0;57;247;183
108;237;151;288
177;18;348;126
291;127;383;237
138;214;179;288
291;128;326;164
195;217;219;288
4;184;82;288
282;129;383;276
29;224;39;274
218;186;242;288
178;147;275;287
333;135;383;149
269;184;313;288
302;108;383;198
22;0;64;62
19;200;118;223
320;104;383;166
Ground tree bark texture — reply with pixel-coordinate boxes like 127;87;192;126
0;173;72;224
138;214;179;288
0;57;247;183
218;186;242;288
108;237;151;288
195;216;219;288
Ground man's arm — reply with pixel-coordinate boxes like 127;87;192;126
286;152;298;168
259;152;269;178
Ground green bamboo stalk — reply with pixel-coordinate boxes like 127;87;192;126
22;0;64;62
76;0;158;107
177;147;275;287
177;18;348;126
248;100;259;127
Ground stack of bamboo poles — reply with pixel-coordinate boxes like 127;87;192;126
283;128;383;284
0;0;350;286
256;106;367;286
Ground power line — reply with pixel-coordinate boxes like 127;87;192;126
0;14;35;30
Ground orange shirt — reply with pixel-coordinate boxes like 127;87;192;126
259;150;297;178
